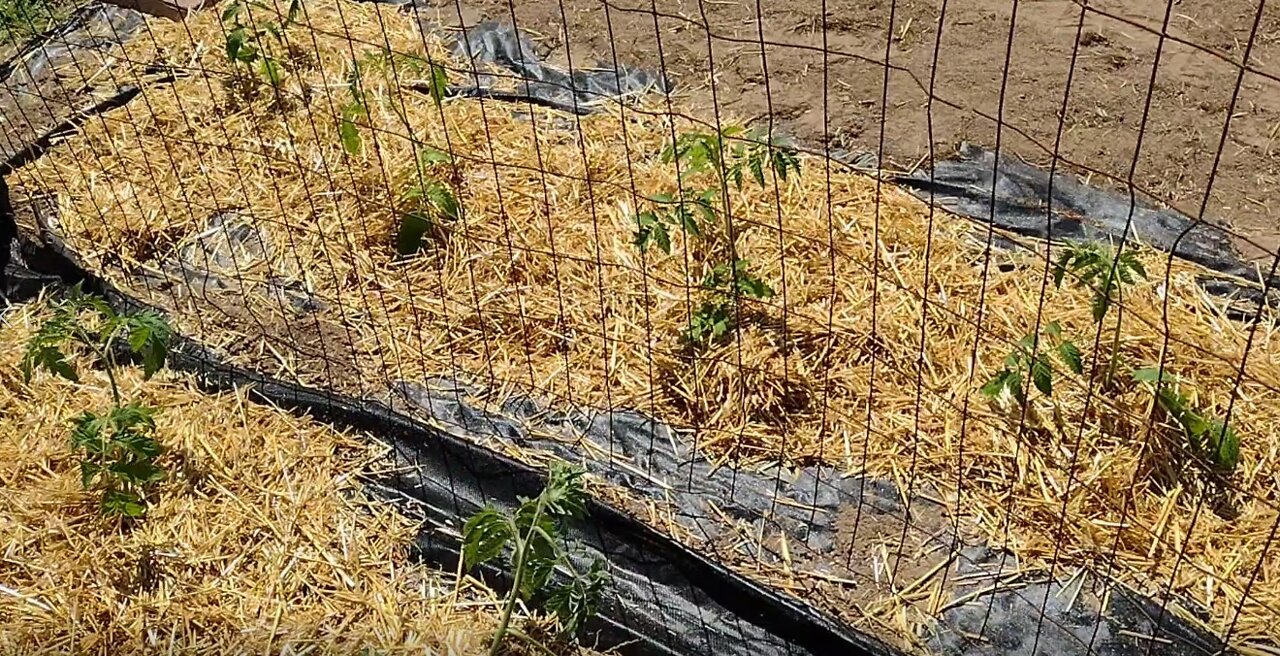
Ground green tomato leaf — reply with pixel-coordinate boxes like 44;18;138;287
22;344;78;384
1052;250;1070;288
980;370;1010;399
424;180;459;222
80;460;102;488
396;211;432;255
675;204;700;237
109;458;166;485
540;462;589;519
126;312;171;379
461;507;513;569
340;117;362;155
1091;291;1110;322
1209;419;1240;472
225;28;245;62
546;558;609;638
1006;370;1026;404
417;146;451;166
70;411;107;454
1056;340;1083;375
259;57;284;86
220;2;242;23
1031;356;1053;397
427;62;448;108
102;489;146;518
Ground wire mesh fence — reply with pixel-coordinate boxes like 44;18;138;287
0;0;1277;654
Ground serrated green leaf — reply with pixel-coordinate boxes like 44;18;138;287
633;212;670;254
427;62;448;108
1091;291;1110;322
692;199;716;229
235;42;259;64
737;271;773;300
1031;356;1053;397
517;517;560;598
773;148;800;181
225;27;248;62
1002;350;1023;371
423;180;459;222
417;146;451;166
24;345;78;383
340;117;361;155
540;462;588;519
1210;419;1240;472
109;458;166;484
1125;254;1147;280
729;163;744;190
676;204;700;237
102;488;146;518
546;558;609;638
1006;370;1025;404
1044;321;1062;339
80;460;101;488
259;57;284;86
980;370;1010;399
346;59;364;100
461;507;512;569
749;152;766;188
1056;340;1083;375
1052;250;1070;288
70;411;106;453
126;312;170;379
110;402;157;432
221;2;241;23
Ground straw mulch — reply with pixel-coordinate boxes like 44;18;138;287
10;0;1280;648
0;298;580;655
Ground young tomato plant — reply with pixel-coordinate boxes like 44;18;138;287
338;57;370;156
221;0;301;87
637;125;799;348
1053;242;1147;322
462;462;609;656
687;259;774;346
1053;241;1146;383
22;285;173;517
396;146;458;255
339;49;448;156
1133;367;1241;475
661;125;800;191
981;321;1083;405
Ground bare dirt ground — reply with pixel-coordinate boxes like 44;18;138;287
428;0;1280;263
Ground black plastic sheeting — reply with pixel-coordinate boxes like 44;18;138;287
890;144;1277;312
0;6;1254;656
444;20;670;115
0;3;151;173
6;217;897;656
